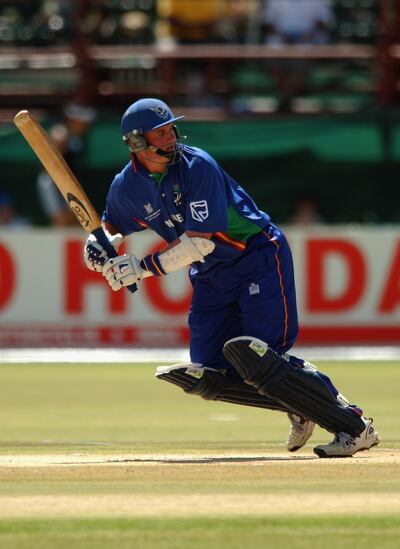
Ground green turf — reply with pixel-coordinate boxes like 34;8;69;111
0;361;398;450
0;517;399;549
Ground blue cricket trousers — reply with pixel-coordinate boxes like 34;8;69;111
189;223;299;372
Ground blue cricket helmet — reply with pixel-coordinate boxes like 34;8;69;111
121;98;185;163
121;98;184;135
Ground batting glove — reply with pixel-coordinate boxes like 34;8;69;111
103;254;146;291
83;233;123;272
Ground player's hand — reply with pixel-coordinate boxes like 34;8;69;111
103;254;144;291
83;233;123;272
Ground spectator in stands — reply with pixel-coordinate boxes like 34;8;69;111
0;191;30;229
261;0;334;111
157;0;232;107
63;102;96;162
159;0;226;45
158;0;257;45
216;0;259;44
37;103;95;226
289;192;325;226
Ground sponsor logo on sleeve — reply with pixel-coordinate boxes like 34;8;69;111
190;200;209;223
143;202;161;222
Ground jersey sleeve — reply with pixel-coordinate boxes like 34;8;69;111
184;156;228;233
102;173;147;236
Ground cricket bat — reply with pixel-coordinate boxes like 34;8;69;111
14;109;137;293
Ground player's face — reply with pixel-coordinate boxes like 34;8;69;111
144;123;176;153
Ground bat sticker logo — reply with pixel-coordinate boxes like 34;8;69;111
67;193;92;228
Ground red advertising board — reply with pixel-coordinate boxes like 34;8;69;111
0;227;399;346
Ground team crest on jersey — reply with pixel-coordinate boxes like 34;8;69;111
173;183;182;207
150;106;169;119
173;190;183;208
190;200;209;222
144;202;153;214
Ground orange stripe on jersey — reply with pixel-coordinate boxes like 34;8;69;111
214;232;246;251
262;230;289;348
133;218;148;229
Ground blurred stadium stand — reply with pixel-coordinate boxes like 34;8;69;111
0;0;396;111
0;0;400;225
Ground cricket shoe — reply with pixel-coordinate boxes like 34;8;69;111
286;413;315;452
313;418;380;458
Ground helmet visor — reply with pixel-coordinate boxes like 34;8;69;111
151;115;185;130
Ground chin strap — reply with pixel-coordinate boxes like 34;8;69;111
148;142;186;165
147;146;173;158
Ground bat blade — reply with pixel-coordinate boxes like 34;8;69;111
14;109;100;232
14;109;137;293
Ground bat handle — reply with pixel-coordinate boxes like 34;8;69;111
91;227;138;294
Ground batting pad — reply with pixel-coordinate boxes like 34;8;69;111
156;363;290;412
223;337;365;437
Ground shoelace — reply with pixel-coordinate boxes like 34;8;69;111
335;432;355;447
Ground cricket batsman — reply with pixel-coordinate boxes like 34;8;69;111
84;98;380;457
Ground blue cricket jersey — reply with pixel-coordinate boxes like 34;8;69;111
102;145;270;275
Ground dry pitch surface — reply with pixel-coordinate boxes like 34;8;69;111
1;448;399;519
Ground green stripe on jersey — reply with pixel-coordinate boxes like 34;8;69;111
227;206;262;242
150;171;168;184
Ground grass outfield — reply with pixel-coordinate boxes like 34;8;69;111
0;360;399;548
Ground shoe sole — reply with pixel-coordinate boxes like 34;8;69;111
286;421;315;453
313;440;380;458
287;435;314;452
287;445;302;452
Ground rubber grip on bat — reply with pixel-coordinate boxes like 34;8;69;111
91;227;138;293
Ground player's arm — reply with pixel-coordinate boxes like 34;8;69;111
102;220;121;236
102;230;215;292
159;230;212;254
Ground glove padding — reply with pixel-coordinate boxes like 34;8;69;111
83;233;123;272
103;253;148;291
